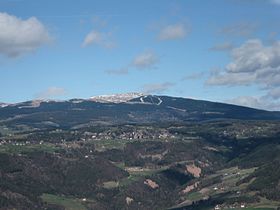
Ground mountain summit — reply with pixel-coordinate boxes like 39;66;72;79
90;92;145;103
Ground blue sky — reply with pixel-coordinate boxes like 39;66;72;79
1;0;280;110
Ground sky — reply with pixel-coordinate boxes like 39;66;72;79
1;0;280;110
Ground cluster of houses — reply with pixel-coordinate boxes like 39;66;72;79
0;139;31;146
220;123;275;140
82;129;176;141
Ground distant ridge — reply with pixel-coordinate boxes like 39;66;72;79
0;95;279;129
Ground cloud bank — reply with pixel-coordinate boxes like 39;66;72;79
207;39;280;88
207;39;280;110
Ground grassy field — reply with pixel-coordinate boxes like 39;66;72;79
119;173;146;187
250;197;280;209
119;166;165;187
186;191;204;201
0;143;59;154
0;123;38;137
93;139;128;151
102;181;119;189
0;126;13;136
113;161;126;169
41;193;87;210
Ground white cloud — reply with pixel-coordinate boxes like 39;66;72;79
35;87;67;100
227;96;280;111
158;23;188;41
207;39;280;111
82;31;102;47
82;30;115;48
142;82;174;94
0;12;51;57
207;71;256;86
226;39;280;73
132;51;159;69
207;39;280;88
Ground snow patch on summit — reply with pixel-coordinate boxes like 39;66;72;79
90;93;145;103
0;103;9;108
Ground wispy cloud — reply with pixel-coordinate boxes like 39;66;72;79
132;51;159;69
209;42;235;51
142;82;174;94
0;12;51;57
182;72;206;80
82;30;115;48
270;0;280;5
35;87;67;100
105;67;129;75
91;16;107;27
158;23;189;41
105;51;159;75
219;22;258;38
82;30;102;47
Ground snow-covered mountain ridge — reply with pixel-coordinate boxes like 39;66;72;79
90;93;145;103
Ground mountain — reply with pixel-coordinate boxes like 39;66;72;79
0;95;279;130
1;94;280;209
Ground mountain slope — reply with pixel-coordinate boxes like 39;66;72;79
0;95;279;130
